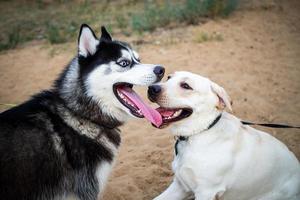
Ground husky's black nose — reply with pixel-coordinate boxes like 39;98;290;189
153;66;165;80
148;85;161;102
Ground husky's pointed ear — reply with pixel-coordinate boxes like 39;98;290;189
78;24;99;57
100;26;112;42
211;82;233;113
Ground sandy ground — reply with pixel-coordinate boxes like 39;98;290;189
0;1;299;199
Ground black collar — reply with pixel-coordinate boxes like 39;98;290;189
207;114;222;130
175;114;222;155
177;114;222;141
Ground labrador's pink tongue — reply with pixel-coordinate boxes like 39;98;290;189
118;87;162;127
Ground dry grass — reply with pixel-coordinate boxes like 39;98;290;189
0;0;238;51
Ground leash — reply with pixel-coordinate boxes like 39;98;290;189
0;103;16;107
241;121;300;129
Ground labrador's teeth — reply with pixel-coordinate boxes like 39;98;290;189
163;109;183;120
173;110;182;117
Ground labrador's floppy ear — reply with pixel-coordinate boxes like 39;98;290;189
100;26;112;42
78;24;99;57
211;82;233;113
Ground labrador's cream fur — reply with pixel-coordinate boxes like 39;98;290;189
154;71;300;200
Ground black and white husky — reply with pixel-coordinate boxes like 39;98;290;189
0;24;164;200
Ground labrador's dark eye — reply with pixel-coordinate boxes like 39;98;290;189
180;82;193;90
117;59;131;67
167;75;171;80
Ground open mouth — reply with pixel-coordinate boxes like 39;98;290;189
155;107;193;128
113;82;162;127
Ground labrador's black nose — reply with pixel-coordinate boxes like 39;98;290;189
148;85;161;102
148;85;161;95
153;66;165;80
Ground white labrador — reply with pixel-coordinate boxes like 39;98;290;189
148;71;300;200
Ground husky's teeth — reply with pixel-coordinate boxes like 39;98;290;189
117;90;137;109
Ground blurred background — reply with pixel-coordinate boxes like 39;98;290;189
0;0;299;199
0;0;240;50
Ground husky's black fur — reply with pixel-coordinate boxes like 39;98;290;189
0;25;134;200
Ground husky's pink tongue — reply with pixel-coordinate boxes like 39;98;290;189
118;87;162;127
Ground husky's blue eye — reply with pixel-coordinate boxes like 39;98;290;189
117;59;131;67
